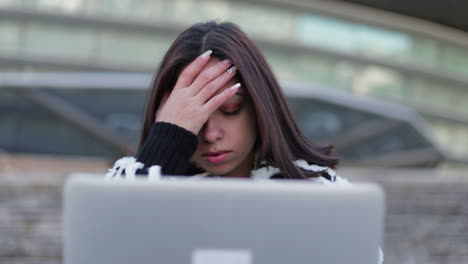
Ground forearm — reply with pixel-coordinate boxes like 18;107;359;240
136;122;198;175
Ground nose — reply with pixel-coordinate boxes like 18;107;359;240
201;115;223;143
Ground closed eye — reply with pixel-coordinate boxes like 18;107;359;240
221;109;241;116
220;102;241;116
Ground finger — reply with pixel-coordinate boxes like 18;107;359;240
174;50;213;89
189;59;232;95
203;83;241;114
196;66;237;103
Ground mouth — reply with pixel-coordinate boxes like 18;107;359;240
202;150;232;164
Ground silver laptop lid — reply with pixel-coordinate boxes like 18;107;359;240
64;174;385;264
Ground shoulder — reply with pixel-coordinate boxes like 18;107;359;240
105;156;162;181
250;159;351;185
296;159;351;185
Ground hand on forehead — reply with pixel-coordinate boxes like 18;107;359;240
202;57;243;96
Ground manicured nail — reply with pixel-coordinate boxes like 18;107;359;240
227;66;237;74
223;59;231;64
201;50;213;58
229;83;241;91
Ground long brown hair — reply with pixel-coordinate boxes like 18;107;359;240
140;21;339;179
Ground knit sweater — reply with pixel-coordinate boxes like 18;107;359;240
105;122;384;263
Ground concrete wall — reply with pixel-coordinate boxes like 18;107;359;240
0;160;467;264
342;168;468;264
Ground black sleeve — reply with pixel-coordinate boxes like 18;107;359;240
135;122;199;175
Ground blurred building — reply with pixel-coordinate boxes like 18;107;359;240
1;2;468;264
1;0;468;167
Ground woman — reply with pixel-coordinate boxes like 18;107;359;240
107;20;342;182
106;20;383;262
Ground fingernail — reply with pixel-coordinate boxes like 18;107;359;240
201;50;213;58
226;66;237;74
223;59;231;64
229;83;241;91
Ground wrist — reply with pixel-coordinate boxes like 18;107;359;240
155;119;199;135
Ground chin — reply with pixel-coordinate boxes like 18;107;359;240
199;163;234;177
204;167;232;176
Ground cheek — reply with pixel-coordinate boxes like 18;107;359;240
244;115;258;142
231;111;257;150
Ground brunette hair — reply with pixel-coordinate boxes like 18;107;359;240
140;20;339;179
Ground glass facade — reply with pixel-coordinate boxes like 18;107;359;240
24;23;94;57
5;0;467;73
1;0;467;164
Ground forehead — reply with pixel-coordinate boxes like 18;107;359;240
206;57;221;67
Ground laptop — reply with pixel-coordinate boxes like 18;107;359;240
64;174;385;264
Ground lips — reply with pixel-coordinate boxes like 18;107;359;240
204;150;230;156
203;150;231;164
